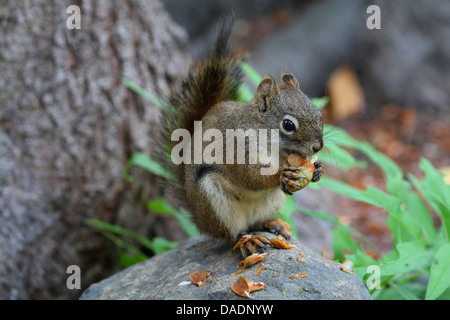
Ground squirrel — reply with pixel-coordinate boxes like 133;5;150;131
158;23;324;256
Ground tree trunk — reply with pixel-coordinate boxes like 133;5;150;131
0;0;188;299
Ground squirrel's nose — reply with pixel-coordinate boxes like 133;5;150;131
311;141;323;153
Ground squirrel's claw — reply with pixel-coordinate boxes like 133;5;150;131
233;219;292;257
281;159;324;193
280;167;309;194
311;160;325;183
262;218;292;240
251;235;270;248
234;234;270;257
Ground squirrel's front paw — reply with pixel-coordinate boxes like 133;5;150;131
280;166;310;195
280;159;325;194
311;160;325;183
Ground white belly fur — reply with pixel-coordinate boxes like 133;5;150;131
199;173;286;237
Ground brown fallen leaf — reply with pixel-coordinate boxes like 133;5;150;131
270;236;293;249
189;270;212;287
231;268;246;276
231;277;251;298
231;277;267;298
297;250;306;263
248;281;267;292
256;262;265;276
196;242;213;251
341;259;355;274
238;253;265;268
289;271;310;279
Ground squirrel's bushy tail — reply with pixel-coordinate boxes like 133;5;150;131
167;23;243;135
159;22;244;192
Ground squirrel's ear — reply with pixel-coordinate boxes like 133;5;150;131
281;73;299;89
255;77;279;112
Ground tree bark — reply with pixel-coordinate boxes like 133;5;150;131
0;0;188;299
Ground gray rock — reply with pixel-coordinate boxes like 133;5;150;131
80;233;371;300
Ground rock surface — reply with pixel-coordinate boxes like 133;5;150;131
80;233;372;300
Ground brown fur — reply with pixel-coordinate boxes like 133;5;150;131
159;23;323;242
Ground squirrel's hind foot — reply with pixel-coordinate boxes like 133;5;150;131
233;234;270;257
233;218;293;257
261;218;292;240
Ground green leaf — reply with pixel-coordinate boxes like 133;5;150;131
433;199;450;243
314;177;402;212
299;209;339;223
146;198;200;238
320;142;366;171
375;281;426;300
426;243;450;300
117;250;148;268
124;152;176;182
386;208;422;246
86;219;178;255
352;142;404;197
379;242;434;276
401;188;438;243
93;229;149;267
175;209;200;238
419;158;450;206
311;96;329;109
419;159;450;241
345;250;377;279
237;82;254;103
323;129;405;198
122;77;174;111
301;208;373;251
322;124;363;149
87;219;154;250
332;224;363;262
362;186;403;213
436;288;450;300
151;236;179;255
146;197;177;215
315;177;425;246
310;176;366;201
240;62;262;86
386;280;420;300
409;159;450;242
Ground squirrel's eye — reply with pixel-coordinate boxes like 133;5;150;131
280;115;299;135
282;119;296;132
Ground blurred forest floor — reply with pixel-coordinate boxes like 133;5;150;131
323;103;450;258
